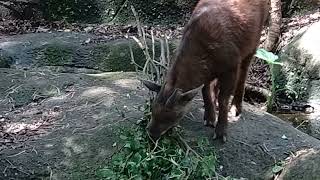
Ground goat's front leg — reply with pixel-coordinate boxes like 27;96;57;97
214;71;237;142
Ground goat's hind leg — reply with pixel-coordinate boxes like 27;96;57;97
202;81;217;127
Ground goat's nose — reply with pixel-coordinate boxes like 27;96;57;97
146;125;160;140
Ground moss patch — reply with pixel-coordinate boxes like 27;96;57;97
29;38;178;72
34;45;74;66
0;51;13;68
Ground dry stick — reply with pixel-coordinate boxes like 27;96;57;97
165;34;170;65
131;35;152;76
160;38;166;64
7;150;26;158
131;29;169;82
176;134;202;158
295;119;308;129
131;5;142;37
130;6;160;82
159;38;167;84
110;0;129;22
150;29;160;80
141;27;156;78
49;168;53;180
151;29;155;64
128;40;143;71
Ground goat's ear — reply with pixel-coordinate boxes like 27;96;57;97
165;85;204;107
179;84;204;103
165;89;181;107
141;79;161;93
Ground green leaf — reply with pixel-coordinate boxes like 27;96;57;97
132;153;142;163
272;165;284;174
201;155;217;177
255;48;282;65
96;168;116;179
124;143;131;148
120;135;128;140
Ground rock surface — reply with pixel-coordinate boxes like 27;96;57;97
0;68;320;179
278;149;320;180
0;32;177;72
273;21;320;139
1;30;320;179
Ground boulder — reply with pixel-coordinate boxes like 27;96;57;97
273;21;320;139
277;149;320;180
0;32;177;72
0;68;320;179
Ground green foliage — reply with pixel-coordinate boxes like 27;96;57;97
255;48;282;112
40;0;101;22
255;48;282;65
96;102;220;180
272;161;285;175
0;56;12;68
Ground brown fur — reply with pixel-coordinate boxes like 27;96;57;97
143;0;269;141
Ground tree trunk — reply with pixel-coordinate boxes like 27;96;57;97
264;0;282;51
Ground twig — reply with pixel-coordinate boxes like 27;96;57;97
295;119;307;129
2;166;8;174
128;40;142;71
165;34;170;66
231;138;254;148
110;0;129;22
151;139;160;153
131;6;142;37
7;150;26;158
32;146;38;155
177;134;202;158
49;167;53;180
5;159;13;166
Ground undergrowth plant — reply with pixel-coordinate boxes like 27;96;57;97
255;48;283;112
96;102;220;179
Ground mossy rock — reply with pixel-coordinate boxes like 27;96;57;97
272;22;320;106
0;32;179;72
278;149;320;180
34;45;74;66
0;50;13;68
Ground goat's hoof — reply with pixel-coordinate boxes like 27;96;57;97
204;119;215;127
212;132;227;143
213;131;217;139
214;124;227;142
222;135;227;143
230;105;242;117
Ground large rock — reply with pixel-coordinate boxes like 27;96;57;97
277;149;320;180
0;32;177;72
0;68;320;179
273;21;320;139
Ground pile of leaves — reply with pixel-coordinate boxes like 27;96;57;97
96;103;224;180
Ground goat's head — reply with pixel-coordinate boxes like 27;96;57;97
142;80;202;140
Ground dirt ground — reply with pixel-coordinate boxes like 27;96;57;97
0;68;146;179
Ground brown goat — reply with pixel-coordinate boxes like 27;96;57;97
143;0;270;142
